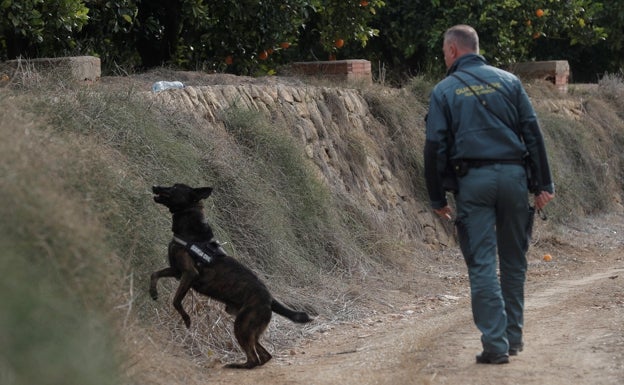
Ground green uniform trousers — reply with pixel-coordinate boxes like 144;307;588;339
455;163;532;354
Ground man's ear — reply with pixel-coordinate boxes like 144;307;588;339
194;187;213;200
449;42;458;59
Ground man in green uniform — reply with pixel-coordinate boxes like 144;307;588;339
424;25;555;364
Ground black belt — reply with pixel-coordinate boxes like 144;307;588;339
463;159;525;168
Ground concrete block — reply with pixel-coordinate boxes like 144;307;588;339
6;56;101;82
510;60;569;92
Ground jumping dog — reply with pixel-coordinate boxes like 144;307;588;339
149;183;312;369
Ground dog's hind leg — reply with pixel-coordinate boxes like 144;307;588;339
225;320;260;368
255;342;272;365
225;306;272;369
149;267;178;300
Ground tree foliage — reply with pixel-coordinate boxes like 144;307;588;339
163;0;385;73
0;0;622;80
0;0;89;58
75;0;138;69
361;0;608;80
172;0;310;73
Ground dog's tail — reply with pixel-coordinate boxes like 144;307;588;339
271;300;312;323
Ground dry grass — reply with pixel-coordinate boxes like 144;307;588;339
363;78;430;203
531;79;624;220
0;95;123;385
597;72;624;119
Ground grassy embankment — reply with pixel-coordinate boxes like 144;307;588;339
1;67;623;384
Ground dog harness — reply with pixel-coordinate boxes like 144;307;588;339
172;235;227;264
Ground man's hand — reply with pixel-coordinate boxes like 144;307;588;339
434;205;453;221
534;191;554;210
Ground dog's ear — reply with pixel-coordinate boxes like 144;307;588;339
193;187;213;200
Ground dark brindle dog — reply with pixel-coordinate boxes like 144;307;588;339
149;183;312;369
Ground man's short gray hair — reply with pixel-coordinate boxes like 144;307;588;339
444;25;479;53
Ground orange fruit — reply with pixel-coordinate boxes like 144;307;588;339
526;19;532;26
360;0;369;6
536;9;544;17
225;55;233;65
543;254;552;262
334;38;345;48
532;31;541;39
258;50;269;60
280;42;290;49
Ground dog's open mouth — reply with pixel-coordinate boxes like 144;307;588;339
152;186;171;202
153;193;167;201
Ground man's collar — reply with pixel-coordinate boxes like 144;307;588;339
447;53;487;75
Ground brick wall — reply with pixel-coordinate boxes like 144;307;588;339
292;60;372;83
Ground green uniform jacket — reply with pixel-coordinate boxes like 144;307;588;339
424;53;554;209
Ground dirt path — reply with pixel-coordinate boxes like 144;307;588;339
414;264;624;385
198;216;624;385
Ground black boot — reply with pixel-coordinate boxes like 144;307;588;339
476;351;509;364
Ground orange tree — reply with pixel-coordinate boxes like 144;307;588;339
535;0;624;80
174;0;308;74
296;0;385;61
358;0;606;81
125;0;385;74
5;0;618;80
174;0;385;74
0;0;385;74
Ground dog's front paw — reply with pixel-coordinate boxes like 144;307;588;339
183;314;191;329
